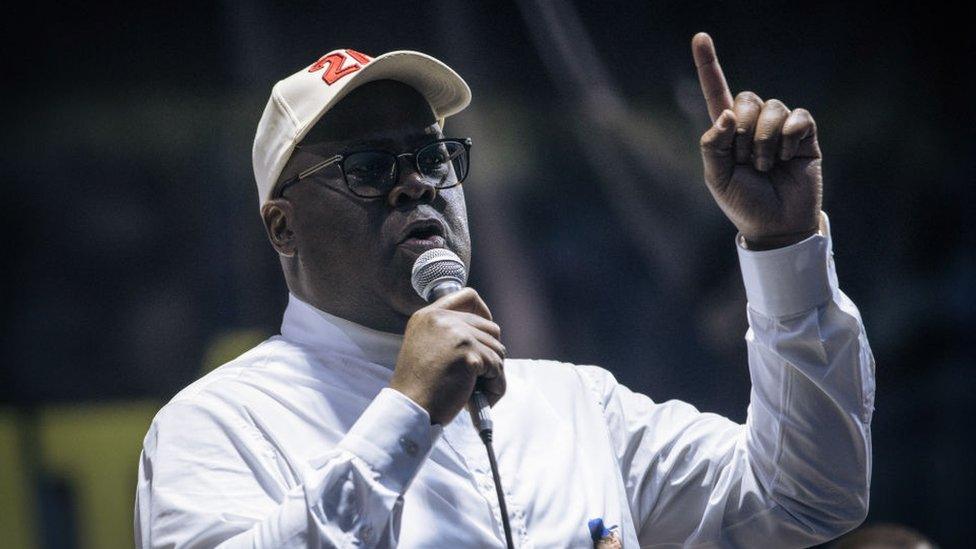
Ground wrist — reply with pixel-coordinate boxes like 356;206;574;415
388;383;436;423
336;388;441;494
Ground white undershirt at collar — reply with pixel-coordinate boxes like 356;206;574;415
280;292;404;369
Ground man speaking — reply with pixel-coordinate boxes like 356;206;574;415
135;33;874;547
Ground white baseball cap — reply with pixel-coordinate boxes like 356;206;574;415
252;49;472;208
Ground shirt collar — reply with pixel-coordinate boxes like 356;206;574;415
280;293;404;369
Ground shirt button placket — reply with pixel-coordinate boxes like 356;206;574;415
479;474;494;495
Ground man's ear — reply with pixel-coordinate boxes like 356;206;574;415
261;198;298;257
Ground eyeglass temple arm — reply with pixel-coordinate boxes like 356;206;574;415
298;154;343;180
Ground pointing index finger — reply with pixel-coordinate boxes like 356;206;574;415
692;32;734;123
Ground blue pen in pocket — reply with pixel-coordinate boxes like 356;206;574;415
587;518;622;548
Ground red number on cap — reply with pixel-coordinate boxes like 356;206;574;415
308;49;372;86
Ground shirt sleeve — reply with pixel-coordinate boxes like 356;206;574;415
135;387;441;548
581;211;875;547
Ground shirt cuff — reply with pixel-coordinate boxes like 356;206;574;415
736;211;835;318
337;387;442;494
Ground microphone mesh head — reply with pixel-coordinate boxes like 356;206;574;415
411;248;467;301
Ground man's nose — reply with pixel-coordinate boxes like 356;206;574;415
387;155;437;208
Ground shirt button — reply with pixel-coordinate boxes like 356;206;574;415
359;524;374;542
399;436;419;457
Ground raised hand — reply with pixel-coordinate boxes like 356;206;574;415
692;32;823;250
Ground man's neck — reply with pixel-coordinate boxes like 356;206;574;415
288;285;411;335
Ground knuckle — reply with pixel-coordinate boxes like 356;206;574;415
764;98;788;111
464;352;484;371
800;110;817;128
700;133;718;150
782;121;805;136
735;91;762;104
784;110;816;134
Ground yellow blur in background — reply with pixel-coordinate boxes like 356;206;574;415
0;329;266;548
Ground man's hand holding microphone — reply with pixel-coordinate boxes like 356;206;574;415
391;287;506;426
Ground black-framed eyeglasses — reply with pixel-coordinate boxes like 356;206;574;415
277;137;472;199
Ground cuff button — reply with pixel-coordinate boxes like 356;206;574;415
399;436;419;457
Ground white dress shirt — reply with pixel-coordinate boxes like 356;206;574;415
135;213;875;548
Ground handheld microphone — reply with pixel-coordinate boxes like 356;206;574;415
410;248;513;549
410;248;493;433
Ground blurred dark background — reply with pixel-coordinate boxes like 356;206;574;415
2;1;973;547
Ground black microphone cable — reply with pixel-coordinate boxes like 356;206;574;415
470;391;515;549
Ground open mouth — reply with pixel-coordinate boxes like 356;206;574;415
399;220;447;249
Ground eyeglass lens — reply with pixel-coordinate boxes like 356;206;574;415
343;140;468;197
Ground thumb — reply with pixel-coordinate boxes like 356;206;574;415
699;109;737;191
429;287;493;321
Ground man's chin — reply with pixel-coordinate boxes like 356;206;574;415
384;265;430;316
388;290;428;327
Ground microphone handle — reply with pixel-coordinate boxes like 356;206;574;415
469;389;493;433
427;280;464;301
